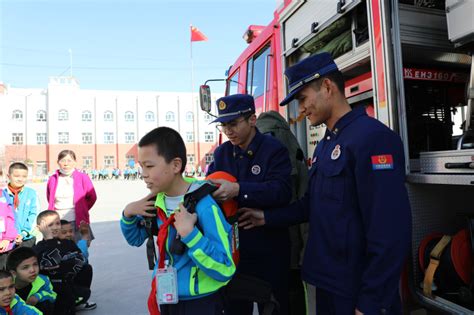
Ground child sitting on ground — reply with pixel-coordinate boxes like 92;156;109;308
59;220;96;311
6;247;56;314
0;269;42;314
33;210;86;315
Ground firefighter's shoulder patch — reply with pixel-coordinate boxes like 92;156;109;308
371;154;394;170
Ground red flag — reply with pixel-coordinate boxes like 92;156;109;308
191;25;208;42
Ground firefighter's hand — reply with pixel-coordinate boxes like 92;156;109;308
209;179;240;202
123;193;157;218
174;203;197;238
355;309;364;315
238;207;265;229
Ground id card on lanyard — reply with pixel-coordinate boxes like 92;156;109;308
156;261;179;305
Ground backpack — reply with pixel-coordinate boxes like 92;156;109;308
257;111;310;315
144;175;240;270
256;111;309;266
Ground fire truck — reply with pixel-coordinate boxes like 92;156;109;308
200;0;474;313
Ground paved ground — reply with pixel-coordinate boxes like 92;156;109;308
32;179;151;315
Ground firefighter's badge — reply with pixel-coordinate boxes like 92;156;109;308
331;144;341;160
219;101;226;110
251;165;261;175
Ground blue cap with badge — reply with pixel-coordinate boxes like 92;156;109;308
280;52;339;106
212;94;255;124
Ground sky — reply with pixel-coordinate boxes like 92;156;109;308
0;0;276;93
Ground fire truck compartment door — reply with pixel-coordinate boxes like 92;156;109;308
280;0;361;53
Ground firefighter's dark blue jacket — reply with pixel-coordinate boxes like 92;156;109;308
266;106;412;314
208;129;292;255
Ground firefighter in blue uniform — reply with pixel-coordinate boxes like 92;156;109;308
239;53;412;315
207;94;292;315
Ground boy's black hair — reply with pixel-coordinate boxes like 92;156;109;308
0;270;13;281
138;127;187;173
8;162;28;174
6;247;37;272
36;210;59;225
60;219;71;226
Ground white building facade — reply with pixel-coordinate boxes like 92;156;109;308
0;77;221;177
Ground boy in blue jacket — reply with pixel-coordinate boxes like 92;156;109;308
121;127;236;315
6;247;56;315
0;270;42;315
3;163;38;248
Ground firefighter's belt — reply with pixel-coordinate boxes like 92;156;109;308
423;235;452;297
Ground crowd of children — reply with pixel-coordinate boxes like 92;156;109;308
0;161;97;314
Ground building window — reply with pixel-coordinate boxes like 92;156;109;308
37;110;47;122
186;111;194;122
104;132;114;144
104;155;115;168
145;111;155;122
187;154;195;164
82;132;93;144
12;110;23;121
165;111;175;122
205;153;214;165
36;133;47;145
12;133;23;145
82;110;92;122
204;131;214;142
185;132;194;142
83;156;93;169
125;132;135;144
58;109;69;121
125;111;134;122
36;161;47;176
104;111;114;122
58;132;69;144
203;113;213;123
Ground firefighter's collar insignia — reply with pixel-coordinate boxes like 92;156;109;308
331;144;341;160
251;165;261;175
218;100;226;110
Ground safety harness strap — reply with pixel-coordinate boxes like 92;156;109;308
423;235;452;297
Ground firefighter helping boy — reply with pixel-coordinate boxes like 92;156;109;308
239;52;412;315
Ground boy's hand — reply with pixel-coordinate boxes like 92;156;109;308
123;193;157;218
0;240;10;253
238;207;265;229
209;179;240;202
79;221;91;241
26;296;39;305
38;221;53;240
174;203;197;238
15;234;23;246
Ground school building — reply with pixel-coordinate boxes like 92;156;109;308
0;77;221;178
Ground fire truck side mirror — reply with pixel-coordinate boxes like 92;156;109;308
199;85;212;113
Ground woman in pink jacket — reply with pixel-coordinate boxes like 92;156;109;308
47;150;97;240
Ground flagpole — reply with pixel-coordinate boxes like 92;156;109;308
190;24;198;169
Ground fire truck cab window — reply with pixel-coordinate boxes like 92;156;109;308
246;45;271;98
227;71;239;95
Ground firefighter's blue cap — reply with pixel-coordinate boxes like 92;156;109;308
280;52;339;106
212;94;255;124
